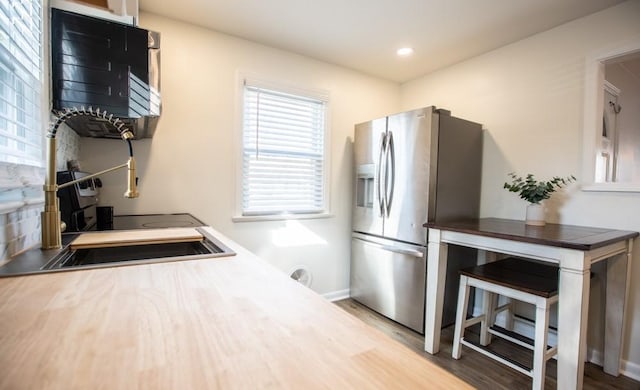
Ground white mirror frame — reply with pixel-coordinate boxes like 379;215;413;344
582;36;640;192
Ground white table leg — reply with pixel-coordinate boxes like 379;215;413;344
425;228;448;354
603;239;633;375
557;254;590;390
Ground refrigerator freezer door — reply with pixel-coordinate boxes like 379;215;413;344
350;233;426;333
353;117;387;237
383;107;436;244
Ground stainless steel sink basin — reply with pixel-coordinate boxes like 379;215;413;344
42;228;235;271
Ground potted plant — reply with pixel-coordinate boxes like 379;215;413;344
503;172;575;226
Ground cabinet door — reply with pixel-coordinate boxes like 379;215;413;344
51;9;149;117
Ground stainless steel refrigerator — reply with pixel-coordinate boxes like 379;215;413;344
350;106;483;333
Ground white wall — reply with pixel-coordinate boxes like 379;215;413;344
79;13;399;296
400;0;640;377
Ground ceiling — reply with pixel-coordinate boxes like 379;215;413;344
139;0;625;83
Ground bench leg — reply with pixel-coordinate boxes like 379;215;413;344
480;291;496;345
503;297;515;331
452;275;470;359
532;298;550;390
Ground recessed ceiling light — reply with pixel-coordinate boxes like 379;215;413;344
397;47;414;57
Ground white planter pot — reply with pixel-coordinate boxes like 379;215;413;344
525;203;546;226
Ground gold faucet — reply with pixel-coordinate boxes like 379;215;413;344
41;107;139;250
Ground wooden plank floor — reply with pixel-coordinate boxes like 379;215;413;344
334;299;640;390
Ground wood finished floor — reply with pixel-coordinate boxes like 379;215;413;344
334;299;640;390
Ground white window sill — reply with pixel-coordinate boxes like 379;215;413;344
581;182;640;193
232;212;333;223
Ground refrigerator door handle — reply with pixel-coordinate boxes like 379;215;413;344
376;132;387;217
352;236;424;258
386;131;395;218
381;244;423;258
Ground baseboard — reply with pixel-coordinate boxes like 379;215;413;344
621;358;640;382
323;289;350;302
588;348;640;382
588;348;603;366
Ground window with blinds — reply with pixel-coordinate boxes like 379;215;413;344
241;81;328;216
0;0;43;167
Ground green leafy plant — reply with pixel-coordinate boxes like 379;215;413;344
503;173;576;204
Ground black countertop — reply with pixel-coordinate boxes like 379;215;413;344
90;213;205;231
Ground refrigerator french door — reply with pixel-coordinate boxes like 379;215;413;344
352;108;435;243
350;107;483;334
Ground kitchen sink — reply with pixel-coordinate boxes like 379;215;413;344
42;228;235;271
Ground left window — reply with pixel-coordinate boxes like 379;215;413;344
0;0;43;167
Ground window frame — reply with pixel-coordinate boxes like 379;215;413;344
233;74;331;222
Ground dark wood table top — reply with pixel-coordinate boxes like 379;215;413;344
424;218;638;251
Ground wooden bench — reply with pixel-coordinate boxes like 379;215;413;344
452;257;559;390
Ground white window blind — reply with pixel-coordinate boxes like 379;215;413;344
0;0;43;167
242;82;327;216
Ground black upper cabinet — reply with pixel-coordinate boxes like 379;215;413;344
51;8;159;138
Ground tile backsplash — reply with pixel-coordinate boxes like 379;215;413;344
0;208;41;263
0;124;79;264
55;125;80;171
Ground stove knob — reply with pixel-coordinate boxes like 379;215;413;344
94;178;103;188
78;180;89;189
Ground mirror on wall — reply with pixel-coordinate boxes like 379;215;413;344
583;39;640;192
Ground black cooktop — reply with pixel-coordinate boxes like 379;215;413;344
92;213;205;231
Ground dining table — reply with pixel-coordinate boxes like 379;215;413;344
423;218;638;389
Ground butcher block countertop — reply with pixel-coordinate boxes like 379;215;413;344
69;227;204;249
0;227;471;389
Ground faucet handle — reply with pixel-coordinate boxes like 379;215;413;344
124;157;139;198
